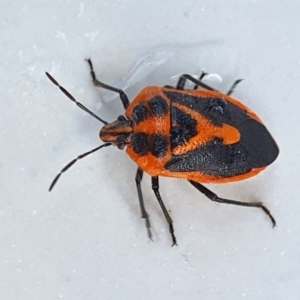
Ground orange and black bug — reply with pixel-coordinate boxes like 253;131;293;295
46;59;279;246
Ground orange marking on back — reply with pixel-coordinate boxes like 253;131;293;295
125;87;172;172
172;102;240;155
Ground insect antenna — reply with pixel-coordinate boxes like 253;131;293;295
46;71;112;191
49;143;111;191
45;72;108;124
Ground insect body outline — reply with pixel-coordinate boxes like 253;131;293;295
46;59;279;246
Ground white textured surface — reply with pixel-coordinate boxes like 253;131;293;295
1;1;299;299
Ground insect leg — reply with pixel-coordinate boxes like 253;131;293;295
151;176;177;246
177;74;218;92
135;167;152;241
189;180;276;227
176;76;187;90
193;72;208;90
85;58;130;109
176;72;209;90
176;72;207;90
164;85;176;89
227;79;243;95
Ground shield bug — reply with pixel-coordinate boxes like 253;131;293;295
46;59;279;246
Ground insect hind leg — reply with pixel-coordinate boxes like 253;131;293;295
151;176;177;246
176;74;217;91
86;58;130;109
135;167;152;241
193;72;208;90
176;73;207;90
226;79;243;95
189;180;276;227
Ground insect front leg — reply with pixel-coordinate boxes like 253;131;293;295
135;168;152;241
189;180;276;227
151;176;177;246
86;58;130;109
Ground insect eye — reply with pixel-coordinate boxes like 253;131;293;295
117;143;125;150
117;115;126;121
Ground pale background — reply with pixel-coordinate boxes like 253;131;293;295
1;1;299;299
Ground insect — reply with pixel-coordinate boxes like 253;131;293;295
46;59;279;246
